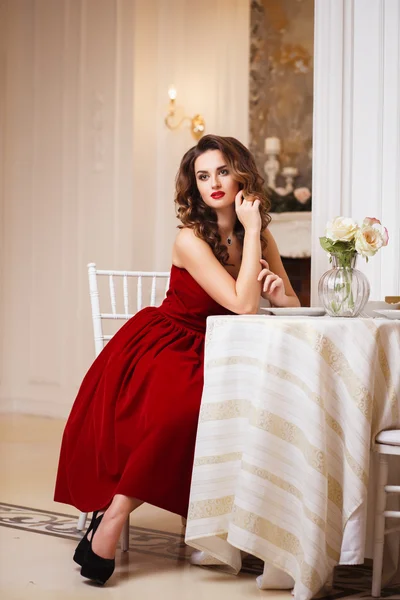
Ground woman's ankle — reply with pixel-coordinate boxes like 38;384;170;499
91;513;126;559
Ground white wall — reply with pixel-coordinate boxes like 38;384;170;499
137;0;250;269
312;0;400;304
0;0;250;417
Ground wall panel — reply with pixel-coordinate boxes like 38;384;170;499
312;0;400;303
0;0;250;417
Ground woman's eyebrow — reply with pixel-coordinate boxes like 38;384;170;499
196;164;228;174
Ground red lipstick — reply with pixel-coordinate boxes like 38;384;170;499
211;192;225;199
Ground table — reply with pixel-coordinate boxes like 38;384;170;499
185;315;400;600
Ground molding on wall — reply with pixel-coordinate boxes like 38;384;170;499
312;0;347;305
312;0;400;304
380;0;400;297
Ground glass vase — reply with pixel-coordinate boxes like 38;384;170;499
318;253;370;317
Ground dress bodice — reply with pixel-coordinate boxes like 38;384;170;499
159;265;233;332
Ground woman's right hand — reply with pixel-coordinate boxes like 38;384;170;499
235;190;262;233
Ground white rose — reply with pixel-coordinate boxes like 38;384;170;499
355;225;384;257
325;217;358;242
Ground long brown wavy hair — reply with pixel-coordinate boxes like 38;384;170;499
175;134;271;265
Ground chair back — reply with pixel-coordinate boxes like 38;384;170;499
87;263;170;357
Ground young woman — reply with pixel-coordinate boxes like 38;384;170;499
54;134;300;585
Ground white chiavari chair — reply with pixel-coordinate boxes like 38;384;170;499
76;263;170;552
371;430;400;597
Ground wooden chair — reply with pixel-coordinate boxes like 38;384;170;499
371;429;400;597
76;263;170;552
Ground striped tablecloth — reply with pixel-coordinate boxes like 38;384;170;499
185;315;400;600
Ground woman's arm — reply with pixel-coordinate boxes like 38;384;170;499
259;229;301;307
173;191;262;315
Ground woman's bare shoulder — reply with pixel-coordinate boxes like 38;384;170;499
172;227;211;267
175;227;196;242
174;227;208;250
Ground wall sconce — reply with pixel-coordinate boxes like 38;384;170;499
164;85;205;140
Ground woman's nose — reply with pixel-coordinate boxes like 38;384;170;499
211;175;221;188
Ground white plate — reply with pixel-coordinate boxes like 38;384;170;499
373;309;400;320
261;307;326;317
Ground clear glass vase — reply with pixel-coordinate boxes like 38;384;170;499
318;253;370;317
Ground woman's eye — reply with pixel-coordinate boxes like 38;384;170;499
219;169;229;176
199;174;208;181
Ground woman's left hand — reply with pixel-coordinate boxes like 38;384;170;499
257;259;286;305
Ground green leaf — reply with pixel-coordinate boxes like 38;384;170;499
329;240;355;253
319;237;334;252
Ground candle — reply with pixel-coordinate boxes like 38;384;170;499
265;137;281;154
168;85;177;101
282;166;298;177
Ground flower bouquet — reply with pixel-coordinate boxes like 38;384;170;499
318;217;389;316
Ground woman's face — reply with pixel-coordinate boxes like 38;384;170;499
194;150;240;209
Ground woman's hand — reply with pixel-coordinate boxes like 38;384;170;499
257;259;286;305
235;190;261;233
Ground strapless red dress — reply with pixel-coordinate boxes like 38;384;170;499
54;266;233;517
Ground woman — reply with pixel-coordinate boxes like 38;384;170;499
54;134;300;585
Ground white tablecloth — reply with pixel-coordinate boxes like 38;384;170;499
185;315;400;600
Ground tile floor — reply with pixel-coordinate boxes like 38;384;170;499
0;414;399;600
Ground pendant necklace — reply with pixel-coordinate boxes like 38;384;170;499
227;235;233;246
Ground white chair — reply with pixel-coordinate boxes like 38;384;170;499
371;429;400;597
76;263;170;552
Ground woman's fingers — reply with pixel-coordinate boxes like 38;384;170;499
259;271;283;294
257;269;265;281
257;259;271;281
236;191;262;232
257;267;270;281
258;259;284;295
270;280;280;293
236;191;261;210
263;274;276;292
234;189;244;211
266;277;283;294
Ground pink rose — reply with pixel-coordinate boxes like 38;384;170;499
362;218;389;246
355;218;389;257
294;187;311;204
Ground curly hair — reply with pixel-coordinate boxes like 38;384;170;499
175;134;271;265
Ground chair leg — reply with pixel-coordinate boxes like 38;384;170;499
372;453;389;597
120;516;130;552
77;511;88;531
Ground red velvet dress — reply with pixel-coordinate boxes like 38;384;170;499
54;266;233;518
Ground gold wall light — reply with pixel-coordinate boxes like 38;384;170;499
164;85;205;140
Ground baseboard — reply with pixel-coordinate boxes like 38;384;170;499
0;396;69;419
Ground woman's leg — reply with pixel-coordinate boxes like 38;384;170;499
91;494;143;559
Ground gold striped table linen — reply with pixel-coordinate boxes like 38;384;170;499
185;315;400;600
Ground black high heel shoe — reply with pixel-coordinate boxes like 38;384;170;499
73;511;102;566
80;517;115;585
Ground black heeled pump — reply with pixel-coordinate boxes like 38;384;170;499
80;516;115;585
73;511;102;566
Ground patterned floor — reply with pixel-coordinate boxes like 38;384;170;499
1;502;399;599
